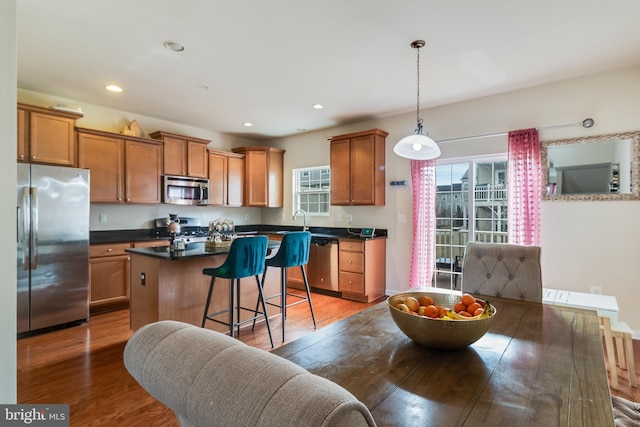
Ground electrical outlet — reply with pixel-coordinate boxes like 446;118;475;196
346;214;353;224
590;286;602;295
99;213;107;223
398;213;406;223
244;213;250;220
334;214;342;222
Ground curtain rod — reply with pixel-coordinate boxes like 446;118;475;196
435;118;595;144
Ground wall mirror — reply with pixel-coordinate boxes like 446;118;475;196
541;131;640;201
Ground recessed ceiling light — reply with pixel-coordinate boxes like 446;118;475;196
164;41;185;52
105;84;123;93
312;104;324;109
243;122;253;127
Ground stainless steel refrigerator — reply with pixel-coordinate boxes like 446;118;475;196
17;163;90;334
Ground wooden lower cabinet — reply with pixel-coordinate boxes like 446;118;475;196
338;238;386;302
89;243;131;315
89;240;170;315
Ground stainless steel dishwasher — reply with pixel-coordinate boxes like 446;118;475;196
307;237;339;293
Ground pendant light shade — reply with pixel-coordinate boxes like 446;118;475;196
393;133;441;159
393;40;441;160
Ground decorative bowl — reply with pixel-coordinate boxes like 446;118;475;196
387;291;496;350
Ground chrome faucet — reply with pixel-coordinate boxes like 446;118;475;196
293;209;308;231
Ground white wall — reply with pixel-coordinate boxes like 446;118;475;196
269;66;640;335
1;0;17;403
16;66;640;337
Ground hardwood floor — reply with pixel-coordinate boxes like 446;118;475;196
18;292;640;426
17;292;381;427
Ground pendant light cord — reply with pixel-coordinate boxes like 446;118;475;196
413;40;425;135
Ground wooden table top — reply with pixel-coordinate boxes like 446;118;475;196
272;295;614;427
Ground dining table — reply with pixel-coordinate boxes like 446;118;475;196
271;292;615;427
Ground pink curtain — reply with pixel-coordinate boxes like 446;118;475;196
507;128;541;245
409;159;437;288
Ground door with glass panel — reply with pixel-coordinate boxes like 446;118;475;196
434;158;507;289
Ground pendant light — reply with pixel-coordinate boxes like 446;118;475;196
393;40;441;160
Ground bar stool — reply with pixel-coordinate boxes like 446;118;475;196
201;236;273;348
257;231;316;341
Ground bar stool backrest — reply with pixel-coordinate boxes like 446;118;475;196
266;231;311;268
215;236;268;279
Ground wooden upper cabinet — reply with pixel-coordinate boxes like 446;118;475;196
231;146;285;207
125;139;163;203
330;128;387;206
149;131;210;178
77;128;162;204
78;131;124;203
17;103;83;166
208;149;244;207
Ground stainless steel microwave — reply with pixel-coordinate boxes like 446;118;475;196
162;175;210;206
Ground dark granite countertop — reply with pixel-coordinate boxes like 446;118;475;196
91;226;387;245
126;240;281;260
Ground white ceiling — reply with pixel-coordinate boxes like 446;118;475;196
16;0;640;141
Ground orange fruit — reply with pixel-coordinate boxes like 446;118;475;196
466;302;482;315
419;296;435;307
461;293;476;306
454;302;467;313
424;305;440;318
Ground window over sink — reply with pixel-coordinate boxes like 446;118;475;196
293;166;330;216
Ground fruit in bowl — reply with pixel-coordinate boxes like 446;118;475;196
387;291;497;350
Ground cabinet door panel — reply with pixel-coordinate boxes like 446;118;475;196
208;153;227;205
227;156;244;207
90;254;130;304
78;133;124;203
125;140;162;203
330;139;351;204
17;108;27;162
163;136;186;176
187;141;208;178
244;150;268;206
349;135;376;205
29;112;76;165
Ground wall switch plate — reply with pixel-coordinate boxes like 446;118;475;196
335;214;342;222
244;213;250;220
346;214;353;224
99;213;107;223
590;286;602;295
398;213;406;223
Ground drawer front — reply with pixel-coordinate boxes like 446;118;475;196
339;240;364;252
339;250;364;273
132;240;170;249
339;271;364;294
90;243;131;258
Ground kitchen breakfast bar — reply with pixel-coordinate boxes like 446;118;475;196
126;240;282;332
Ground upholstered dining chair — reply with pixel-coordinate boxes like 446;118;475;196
461;242;543;303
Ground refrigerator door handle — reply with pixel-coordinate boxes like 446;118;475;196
20;187;30;270
31;187;38;269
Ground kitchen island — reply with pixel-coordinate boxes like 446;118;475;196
126;241;282;332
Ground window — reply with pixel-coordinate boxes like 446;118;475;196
434;156;508;289
292;166;330;215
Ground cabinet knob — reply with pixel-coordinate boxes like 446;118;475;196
349;260;352;263
348;280;353;284
107;248;112;252
19;155;24;159
31;156;36;160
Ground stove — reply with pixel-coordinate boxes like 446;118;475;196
154;217;209;243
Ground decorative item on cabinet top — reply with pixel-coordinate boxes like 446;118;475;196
121;119;142;137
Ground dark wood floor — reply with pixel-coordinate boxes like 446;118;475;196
17;292;381;427
17;291;639;426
